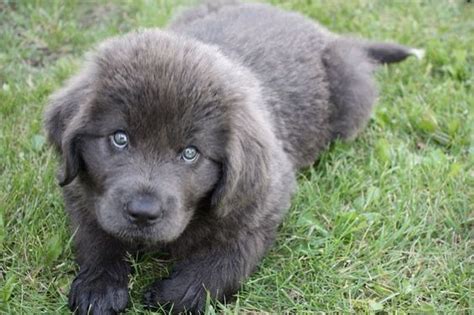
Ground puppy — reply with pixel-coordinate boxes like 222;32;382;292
44;1;422;314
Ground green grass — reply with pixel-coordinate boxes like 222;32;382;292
1;0;472;313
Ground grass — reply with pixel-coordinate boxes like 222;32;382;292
0;0;472;313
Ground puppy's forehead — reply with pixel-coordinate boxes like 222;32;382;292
90;30;232;145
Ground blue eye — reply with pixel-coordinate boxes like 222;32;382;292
111;131;128;149
181;146;199;162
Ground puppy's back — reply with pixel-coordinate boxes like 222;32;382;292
169;2;419;168
170;2;335;167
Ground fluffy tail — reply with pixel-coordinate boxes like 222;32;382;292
365;42;425;64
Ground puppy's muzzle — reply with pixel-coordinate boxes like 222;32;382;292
125;193;162;226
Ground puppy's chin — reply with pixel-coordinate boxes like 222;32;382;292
95;203;193;244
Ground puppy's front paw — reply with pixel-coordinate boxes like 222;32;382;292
143;275;207;314
69;269;129;315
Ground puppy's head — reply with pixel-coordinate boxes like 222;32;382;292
44;30;274;243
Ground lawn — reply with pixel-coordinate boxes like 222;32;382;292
0;0;472;313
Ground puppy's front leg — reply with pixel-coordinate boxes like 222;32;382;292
144;232;271;313
68;223;130;315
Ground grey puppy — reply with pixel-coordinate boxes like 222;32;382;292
44;1;422;314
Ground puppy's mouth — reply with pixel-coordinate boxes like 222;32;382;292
95;208;163;243
96;196;192;244
99;212;187;245
115;225;159;243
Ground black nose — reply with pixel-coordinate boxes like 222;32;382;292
126;194;161;225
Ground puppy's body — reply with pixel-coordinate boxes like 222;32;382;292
45;2;419;314
171;2;335;168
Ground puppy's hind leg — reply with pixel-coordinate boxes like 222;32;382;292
322;39;422;140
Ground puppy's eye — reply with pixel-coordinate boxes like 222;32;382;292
110;131;128;149
181;146;199;163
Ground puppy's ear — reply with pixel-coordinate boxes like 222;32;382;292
44;74;91;152
44;71;93;186
211;112;272;218
58;118;86;186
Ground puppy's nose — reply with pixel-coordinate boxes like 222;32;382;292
126;194;161;225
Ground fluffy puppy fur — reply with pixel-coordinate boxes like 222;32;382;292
44;1;421;314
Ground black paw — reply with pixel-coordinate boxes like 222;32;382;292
69;269;129;315
143;275;207;314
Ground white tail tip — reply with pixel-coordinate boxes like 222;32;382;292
409;48;425;60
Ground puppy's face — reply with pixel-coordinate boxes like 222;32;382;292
57;32;237;243
47;30;272;244
77;103;223;243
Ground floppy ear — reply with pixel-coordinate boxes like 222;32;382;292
44;72;93;151
57;116;86;186
44;71;93;186
211;111;272;218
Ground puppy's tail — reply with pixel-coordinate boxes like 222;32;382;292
365;42;425;64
